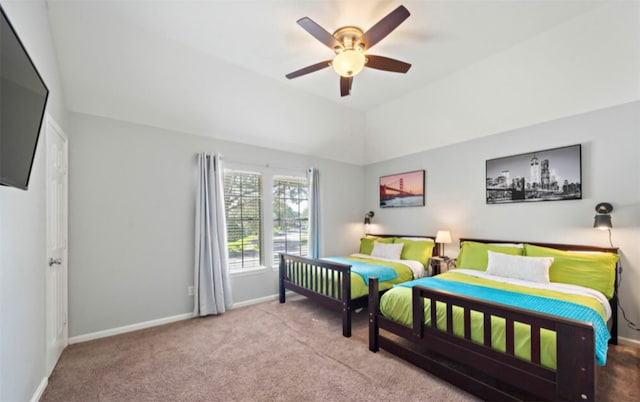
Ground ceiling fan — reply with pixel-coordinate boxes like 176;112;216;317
285;5;412;97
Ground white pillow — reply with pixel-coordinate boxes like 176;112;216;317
486;251;554;284
371;242;404;260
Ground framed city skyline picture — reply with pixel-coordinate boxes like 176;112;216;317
380;170;425;208
486;144;582;204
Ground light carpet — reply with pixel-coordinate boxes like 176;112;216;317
41;295;638;401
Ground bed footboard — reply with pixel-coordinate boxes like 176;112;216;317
279;253;355;337
368;277;597;401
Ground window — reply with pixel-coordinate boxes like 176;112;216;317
272;176;309;266
224;170;263;270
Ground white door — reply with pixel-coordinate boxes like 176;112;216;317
45;115;69;375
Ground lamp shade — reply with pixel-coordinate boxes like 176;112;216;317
364;211;374;225
594;214;612;230
593;202;613;230
435;230;451;244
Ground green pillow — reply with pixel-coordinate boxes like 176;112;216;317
523;244;619;299
394;238;435;265
359;237;394;255
456;241;523;271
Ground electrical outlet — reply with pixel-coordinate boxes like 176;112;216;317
188;286;194;296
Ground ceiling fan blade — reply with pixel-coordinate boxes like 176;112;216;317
340;76;352;97
357;5;410;51
297;17;343;51
365;55;411;73
285;60;332;79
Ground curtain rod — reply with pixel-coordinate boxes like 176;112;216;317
199;153;310;172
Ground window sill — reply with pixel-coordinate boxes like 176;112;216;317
230;266;268;277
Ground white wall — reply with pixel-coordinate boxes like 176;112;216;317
364;101;640;342
0;1;69;401
66;112;365;337
364;2;640;164
47;0;368;166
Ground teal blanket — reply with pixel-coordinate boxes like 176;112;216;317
397;277;610;365
322;257;398;283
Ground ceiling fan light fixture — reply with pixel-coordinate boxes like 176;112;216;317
332;50;366;77
286;6;411;95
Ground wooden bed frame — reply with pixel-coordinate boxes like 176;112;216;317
279;234;439;337
368;238;619;401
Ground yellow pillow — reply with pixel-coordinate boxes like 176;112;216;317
359;237;394;255
523;244;619;299
456;241;523;271
394;238;435;265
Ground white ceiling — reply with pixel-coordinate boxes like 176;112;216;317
44;0;607;160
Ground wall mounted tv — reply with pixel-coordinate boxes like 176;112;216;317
0;5;49;190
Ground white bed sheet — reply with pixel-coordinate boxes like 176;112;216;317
453;268;612;320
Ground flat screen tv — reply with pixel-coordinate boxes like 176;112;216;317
0;5;49;190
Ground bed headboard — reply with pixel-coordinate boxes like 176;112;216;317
459;238;618;254
459;237;620;344
367;234;441;257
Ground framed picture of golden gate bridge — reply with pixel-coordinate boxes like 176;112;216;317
380;170;425;208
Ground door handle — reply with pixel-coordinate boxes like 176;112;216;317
48;258;62;267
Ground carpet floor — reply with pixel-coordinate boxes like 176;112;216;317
42;295;639;401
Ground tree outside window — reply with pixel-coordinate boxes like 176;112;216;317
272;176;308;267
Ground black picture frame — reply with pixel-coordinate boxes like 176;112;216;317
380;170;425;208
486;144;582;204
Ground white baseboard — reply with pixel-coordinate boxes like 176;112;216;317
619;336;640;348
230;293;282;308
30;377;48;402
62;290;640;347
69;312;194;344
69;293;287;344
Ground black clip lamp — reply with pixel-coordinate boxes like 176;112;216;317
364;211;374;225
594;202;613;230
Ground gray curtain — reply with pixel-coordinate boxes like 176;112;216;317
194;153;233;316
308;167;320;258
